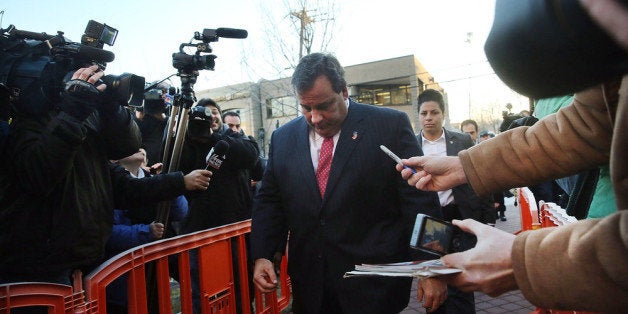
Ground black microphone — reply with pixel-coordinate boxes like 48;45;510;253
205;140;230;172
76;45;115;63
216;28;248;39
10;27;56;41
54;43;115;63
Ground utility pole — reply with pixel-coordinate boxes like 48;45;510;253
465;32;473;119
290;7;315;60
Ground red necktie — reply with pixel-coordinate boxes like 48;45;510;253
316;137;334;197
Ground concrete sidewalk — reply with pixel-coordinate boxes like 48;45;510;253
402;196;537;314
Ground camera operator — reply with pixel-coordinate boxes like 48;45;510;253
178;98;260;313
134;81;172;167
179;99;260;232
0;64;142;287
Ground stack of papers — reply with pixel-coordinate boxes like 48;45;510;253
344;260;461;278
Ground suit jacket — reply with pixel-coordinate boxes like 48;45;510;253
251;101;440;314
417;128;490;221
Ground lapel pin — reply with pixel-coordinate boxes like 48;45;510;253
352;131;358;140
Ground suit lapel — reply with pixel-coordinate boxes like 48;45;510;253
444;129;458;156
324;102;365;200
295;118;320;198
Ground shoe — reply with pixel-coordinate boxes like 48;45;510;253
500;213;507;221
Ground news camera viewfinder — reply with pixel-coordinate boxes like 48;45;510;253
81;20;118;48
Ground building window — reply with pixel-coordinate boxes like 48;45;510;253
356;85;411;106
266;96;298;117
417;78;425;93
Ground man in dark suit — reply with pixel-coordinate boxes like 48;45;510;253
250;53;443;313
417;89;490;313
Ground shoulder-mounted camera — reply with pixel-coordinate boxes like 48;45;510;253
0;20;145;115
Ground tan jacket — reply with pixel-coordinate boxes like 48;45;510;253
459;76;628;313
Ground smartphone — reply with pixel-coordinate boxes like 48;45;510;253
410;214;476;256
379;145;416;174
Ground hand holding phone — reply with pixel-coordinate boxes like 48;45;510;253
379;145;416;174
410;214;477;256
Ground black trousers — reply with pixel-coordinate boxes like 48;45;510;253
438;203;476;313
441;203;461;222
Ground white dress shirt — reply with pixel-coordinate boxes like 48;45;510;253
421;130;454;207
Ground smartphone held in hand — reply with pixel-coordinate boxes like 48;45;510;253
410;214;476;256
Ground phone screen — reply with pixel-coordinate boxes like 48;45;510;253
419;217;455;255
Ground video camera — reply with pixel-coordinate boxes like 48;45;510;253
172;28;248;73
0;20;145;115
485;0;628;98
139;81;175;114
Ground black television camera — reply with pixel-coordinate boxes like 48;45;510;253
0;20;145;116
169;27;247;112
172;28;248;73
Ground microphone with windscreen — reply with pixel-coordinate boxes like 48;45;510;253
216;28;248;39
205;140;230;172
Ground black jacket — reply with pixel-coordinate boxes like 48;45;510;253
0;107;141;277
109;163;188;225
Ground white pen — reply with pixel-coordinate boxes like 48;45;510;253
380;145;417;174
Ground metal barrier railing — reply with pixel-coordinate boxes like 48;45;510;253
0;220;291;314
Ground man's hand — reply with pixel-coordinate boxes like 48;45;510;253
272;251;283;276
440;219;518;297
417;277;448;313
253;258;279;293
396;156;468;191
69;64;106;92
149;221;165;240
146;162;163;175
184;169;212;190
59;64;106;120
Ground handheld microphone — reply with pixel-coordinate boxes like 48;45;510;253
205;140;230;171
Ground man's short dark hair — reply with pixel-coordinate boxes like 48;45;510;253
417;89;445;113
196;98;221;113
222;110;240;122
291;53;346;94
460;119;478;132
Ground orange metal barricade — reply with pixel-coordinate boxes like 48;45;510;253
540;202;559;228
0;220;291;314
0;282;84;314
516;187;541;234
